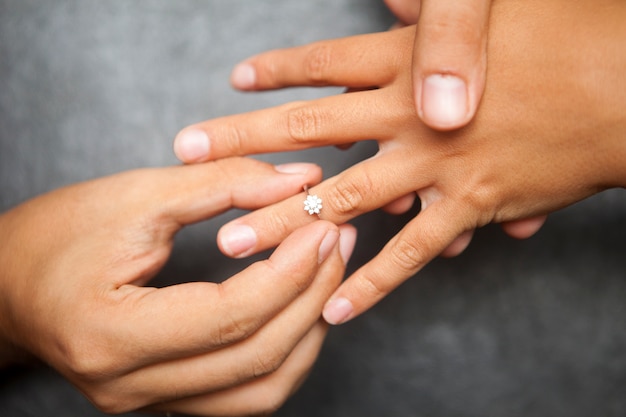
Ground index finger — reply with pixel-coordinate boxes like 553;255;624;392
173;28;415;164
152;157;322;226
108;221;341;370
230;28;411;91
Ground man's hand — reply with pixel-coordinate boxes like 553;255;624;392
0;158;357;415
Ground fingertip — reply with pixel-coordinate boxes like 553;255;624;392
338;224;358;266
173;128;210;163
218;224;258;258
322;297;354;325
318;227;340;264
274;162;318;176
230;62;257;90
419;74;470;131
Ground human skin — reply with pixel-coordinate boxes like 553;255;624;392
383;0;546;243
0;157;356;415
173;0;626;325
385;0;492;131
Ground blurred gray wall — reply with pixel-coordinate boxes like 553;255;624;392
1;1;624;416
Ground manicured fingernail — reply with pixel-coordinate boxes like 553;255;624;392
323;297;353;325
231;63;256;89
220;224;257;257
338;227;357;266
274;163;316;175
421;74;468;129
318;229;339;264
174;129;210;162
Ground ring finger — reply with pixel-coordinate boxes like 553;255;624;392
218;150;431;258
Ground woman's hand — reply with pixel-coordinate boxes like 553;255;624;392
173;0;626;325
0;157;356;415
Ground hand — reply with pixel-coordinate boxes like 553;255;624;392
383;0;492;130
0;157;357;415
172;0;626;326
384;0;545;238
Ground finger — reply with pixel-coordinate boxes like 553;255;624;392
413;0;491;130
381;193;417;215
102;227;353;412
174;87;411;163
217;150;430;259
152;157;322;225
418;187;474;257
440;229;474;257
335;90;366;152
384;0;422;25
230;29;411;91
105;221;341;371
501;215;548;239
323;199;471;325
153;322;328;416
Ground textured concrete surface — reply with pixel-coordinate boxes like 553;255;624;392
1;1;625;416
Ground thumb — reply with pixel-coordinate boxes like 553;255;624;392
413;0;491;130
153;158;322;227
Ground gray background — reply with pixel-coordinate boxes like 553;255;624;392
1;1;624;416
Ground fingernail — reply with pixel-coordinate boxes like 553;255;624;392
174;129;210;162
323;297;353;325
421;74;468;129
231;63;256;89
338;227;357;266
220;224;257;257
274;163;316;175
318;229;339;264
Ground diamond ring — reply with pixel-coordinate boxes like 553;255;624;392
303;185;322;216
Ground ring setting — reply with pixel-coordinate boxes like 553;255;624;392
303;185;322;216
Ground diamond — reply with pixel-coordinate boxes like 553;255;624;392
304;194;323;215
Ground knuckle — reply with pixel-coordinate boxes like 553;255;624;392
286;103;324;144
215;285;257;346
253;344;288;378
221;120;248;155
61;346;143;414
388;238;426;276
460;183;497;220
303;43;333;84
261;257;312;297
217;313;251;348
430;18;479;44
421;9;484;61
325;174;372;218
62;340;116;384
355;272;390;302
255;56;280;86
260;208;294;244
